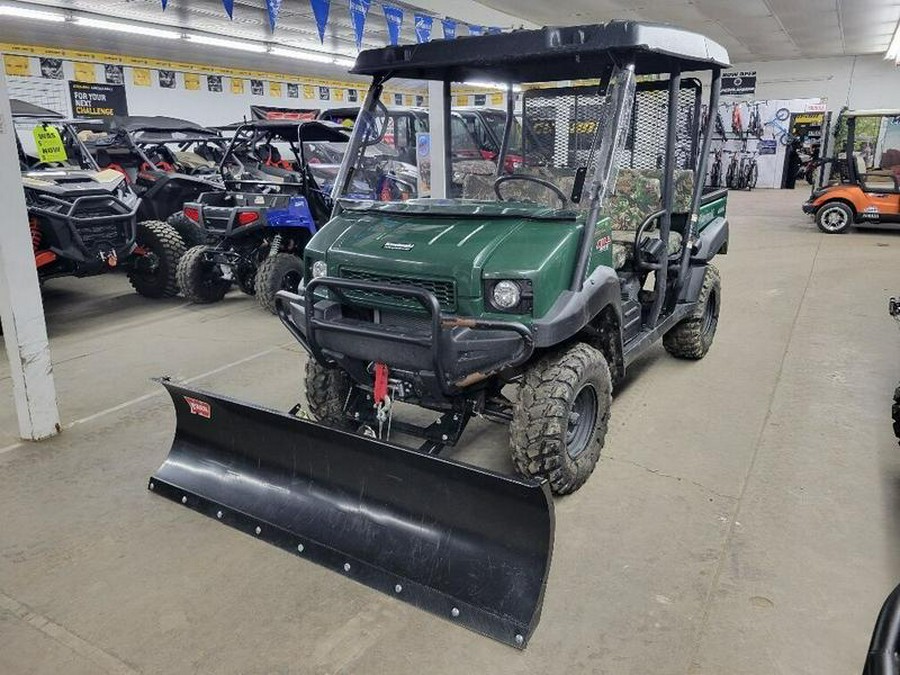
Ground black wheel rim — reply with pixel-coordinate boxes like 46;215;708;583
280;270;302;293
701;290;718;336
565;384;598;459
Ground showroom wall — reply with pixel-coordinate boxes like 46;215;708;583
731;54;900;110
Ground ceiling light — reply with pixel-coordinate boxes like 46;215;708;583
886;19;900;64
0;5;65;22
187;34;267;53
76;17;179;40
270;47;332;64
332;57;357;68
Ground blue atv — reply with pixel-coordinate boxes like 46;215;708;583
176;120;358;313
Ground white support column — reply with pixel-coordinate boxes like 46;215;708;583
0;71;60;440
427;80;448;199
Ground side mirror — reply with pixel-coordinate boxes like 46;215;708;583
571;167;587;204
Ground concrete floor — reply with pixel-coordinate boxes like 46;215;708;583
1;188;898;674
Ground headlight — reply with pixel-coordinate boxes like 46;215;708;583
492;280;521;309
311;260;328;279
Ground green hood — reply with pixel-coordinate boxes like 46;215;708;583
308;201;584;316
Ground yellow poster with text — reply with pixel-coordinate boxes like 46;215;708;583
490;92;503;106
74;62;96;83
33;125;67;163
454;95;469;107
184;72;201;90
231;78;244;94
303;84;316;100
269;81;282;97
4;55;30;77
132;68;151;86
332;88;344;102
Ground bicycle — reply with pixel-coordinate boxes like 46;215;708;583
708;147;723;187
741;151;758;190
747;103;763;138
731;102;744;138
724;149;740;189
765;107;795;145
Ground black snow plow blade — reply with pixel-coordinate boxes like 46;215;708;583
149;381;554;648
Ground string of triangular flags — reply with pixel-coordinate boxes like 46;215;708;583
160;0;505;49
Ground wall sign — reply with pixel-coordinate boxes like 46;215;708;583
758;139;777;155
721;71;757;96
69;82;129;117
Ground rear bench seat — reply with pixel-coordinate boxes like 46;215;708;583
462;168;694;270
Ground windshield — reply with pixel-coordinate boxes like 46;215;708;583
16;120;98;172
335;68;642;209
481;111;523;155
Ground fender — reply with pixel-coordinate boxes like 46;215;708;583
531;265;622;348
691;216;728;261
265;196;318;234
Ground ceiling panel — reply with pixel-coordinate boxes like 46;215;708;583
474;0;900;60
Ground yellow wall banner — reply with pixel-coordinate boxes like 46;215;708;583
74;62;96;83
184;72;200;91
303;84;316;100
132;68;151;87
4;54;30;76
269;81;282;97
490;92;503;106
332;88;344;102
231;78;244;95
454;95;469;107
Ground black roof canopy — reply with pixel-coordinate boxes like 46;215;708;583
10;99;65;119
352;21;730;82
233;119;351;143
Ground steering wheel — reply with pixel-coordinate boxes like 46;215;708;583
493;174;568;207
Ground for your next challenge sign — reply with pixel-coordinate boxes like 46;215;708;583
69;82;129;118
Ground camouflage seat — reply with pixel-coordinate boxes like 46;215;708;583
605;169;692;270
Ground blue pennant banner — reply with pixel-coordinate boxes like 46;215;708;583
309;0;330;43
414;14;432;43
468;25;484;36
161;0;167;10
382;4;403;46
348;0;371;50
222;0;234;19
265;0;282;30
487;26;502;35
441;18;456;40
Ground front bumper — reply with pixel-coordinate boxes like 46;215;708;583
276;277;534;401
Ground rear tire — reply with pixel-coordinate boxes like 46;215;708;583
167;212;208;249
509;343;612;495
893;384;900;444
304;360;353;430
127;220;185;299
663;264;721;360
816;201;854;234
176;245;231;304
255;253;304;314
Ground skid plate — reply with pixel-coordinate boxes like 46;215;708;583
149;381;554;648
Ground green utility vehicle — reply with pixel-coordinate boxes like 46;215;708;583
150;22;730;648
287;26;730;493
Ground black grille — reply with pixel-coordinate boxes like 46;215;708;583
201;207;233;232
340;268;456;312
76;221;128;252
